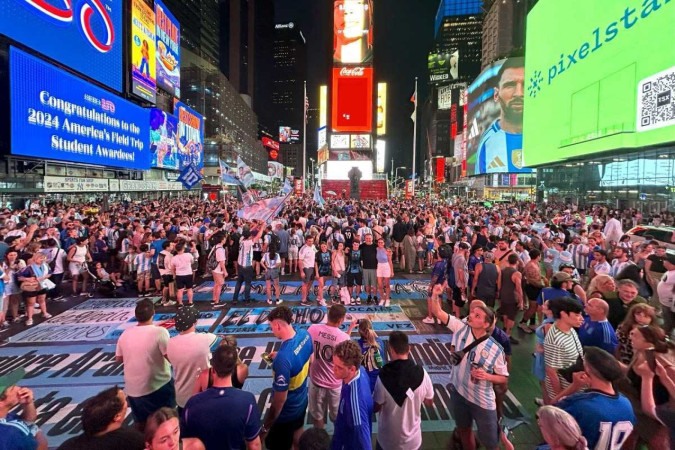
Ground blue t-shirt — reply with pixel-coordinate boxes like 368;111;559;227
557;390;635;450
181;387;261;450
578;317;618;354
431;260;447;286
331;367;373;450
150;239;166;264
0;413;37;450
537;287;580;306
272;329;313;422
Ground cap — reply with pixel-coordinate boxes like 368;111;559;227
174;305;199;332
203;218;211;223
559;251;573;264
0;368;25;393
551;272;572;283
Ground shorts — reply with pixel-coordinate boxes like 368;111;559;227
253;251;262;262
308;380;341;423
376;262;391;278
498;301;519;321
347;272;363;287
303;268;315;282
265;268;280;281
150;264;161;280
417;250;426;259
175;275;193;290
127;380;176;424
265;412;305;450
449;385;499;449
452;287;466;307
363;269;377;288
279;252;288;260
426;241;434;252
137;271;150;281
69;262;86;275
393;240;402;249
22;288;47;299
161;275;174;286
288;246;298;259
523;284;542;302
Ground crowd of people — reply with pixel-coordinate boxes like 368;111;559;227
0;195;674;450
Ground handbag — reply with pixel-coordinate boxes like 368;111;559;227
20;279;40;292
448;333;490;366
40;278;56;290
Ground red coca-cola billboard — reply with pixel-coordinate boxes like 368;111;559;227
331;66;373;133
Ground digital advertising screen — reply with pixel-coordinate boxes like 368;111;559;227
0;0;123;91
149;108;179;170
155;0;180;98
466;57;531;176
524;0;675;167
174;101;204;172
429;50;459;84
350;134;371;149
329;150;371;161
331;67;374;133
9;47;150;170
376;82;387;135
330;134;350;149
325;160;373;180
279;126;300;144
130;0;156;103
598;158;675;187
333;0;373;65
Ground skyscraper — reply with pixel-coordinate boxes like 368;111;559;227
434;0;483;83
481;0;527;68
161;0;220;66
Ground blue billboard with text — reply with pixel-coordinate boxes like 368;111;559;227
0;0;123;91
10;47;150;170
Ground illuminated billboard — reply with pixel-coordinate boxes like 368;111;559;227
599;158;675;187
330;134;350;149
333;0;373;65
332;67;374;132
279;126;300;143
377;82;387;135
130;0;156;103
351;134;371;149
320;85;328;128
376;139;386;172
326;160;373;180
0;0;123;91
150;108;179;170
174;101;204;172
466;57;531;176
155;0;180;98
428;50;459;84
524;0;675;167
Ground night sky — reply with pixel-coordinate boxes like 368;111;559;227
274;0;439;175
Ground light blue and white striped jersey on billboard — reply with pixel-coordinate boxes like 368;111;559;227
477;120;527;174
449;325;509;411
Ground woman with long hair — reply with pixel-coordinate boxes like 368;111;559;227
375;238;393;306
357;318;385;393
194;335;249;393
262;245;282;305
536;406;588;450
67;236;93;297
331;241;347;304
587;274;616;300
16;251;52;326
615;304;656;364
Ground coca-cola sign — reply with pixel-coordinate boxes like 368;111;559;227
339;67;366;77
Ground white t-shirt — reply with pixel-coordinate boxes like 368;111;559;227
115;325;171;397
373;369;434;450
166;332;219;407
172;252;194;276
658;269;675;310
298;244;317;269
212;245;227;274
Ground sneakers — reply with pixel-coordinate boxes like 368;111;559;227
384;299;390;307
138;292;145;298
422;316;436;324
281;269;285;276
42;312;53;319
52;296;66;303
300;300;311;306
25;319;34;326
276;299;283;305
79;292;88;296
350;297;356;306
267;299;273;305
355;297;362;305
373;296;379;305
318;300;327;307
518;323;534;334
162;300;177;307
211;302;226;309
367;296;373;305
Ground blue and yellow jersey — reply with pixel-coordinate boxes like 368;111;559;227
272;328;313;422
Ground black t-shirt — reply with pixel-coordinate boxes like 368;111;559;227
343;227;356;246
57;427;145;450
360;243;378;269
647;254;667;273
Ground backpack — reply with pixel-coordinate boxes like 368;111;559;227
269;232;282;252
207;247;219;271
48;249;60;272
157;252;167;270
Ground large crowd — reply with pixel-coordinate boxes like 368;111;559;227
0;195;674;450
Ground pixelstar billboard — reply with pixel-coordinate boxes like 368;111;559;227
331;66;374;133
0;0;123;91
524;0;675;167
10;47;150;170
155;0;180;98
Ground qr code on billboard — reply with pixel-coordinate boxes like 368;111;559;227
637;66;675;131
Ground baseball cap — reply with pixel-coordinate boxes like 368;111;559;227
174;305;199;332
559;251;573;264
0;368;25;393
551;272;572;283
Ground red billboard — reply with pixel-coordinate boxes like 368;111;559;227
333;0;373;65
331;66;373;133
435;157;446;183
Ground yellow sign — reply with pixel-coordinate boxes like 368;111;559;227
319;85;328;128
131;0;157;103
377;82;387;135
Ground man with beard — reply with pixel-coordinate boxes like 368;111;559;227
476;59;525;174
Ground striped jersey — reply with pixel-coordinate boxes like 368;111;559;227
544;324;583;399
134;252;152;273
449;324;508;410
567;244;589;270
477;120;527;174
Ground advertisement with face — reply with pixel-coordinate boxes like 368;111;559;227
10;47;150;170
174;101;204;172
0;0;123;91
333;0;373;65
331;67;374;133
155;0;180;98
130;0;156;103
466;57;531;176
149;108;179;170
429;50;459;84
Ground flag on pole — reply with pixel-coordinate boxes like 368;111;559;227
313;183;325;207
410;85;417;123
304;87;309;124
219;159;240;185
282;178;293;195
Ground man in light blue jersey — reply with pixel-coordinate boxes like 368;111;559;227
476;59;526;175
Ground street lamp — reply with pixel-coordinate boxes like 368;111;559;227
395;166;407;181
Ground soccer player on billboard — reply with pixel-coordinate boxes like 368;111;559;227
476;59;526;174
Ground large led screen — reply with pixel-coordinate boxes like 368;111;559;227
0;0;123;91
155;0;180;98
10;47;150;170
174;101;204;172
149;108;179;170
429;50;459;84
466;57;531;176
598;158;675;187
130;0;156;103
333;0;373;65
523;0;675;167
332;67;374;133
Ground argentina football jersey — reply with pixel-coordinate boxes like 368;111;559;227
477;120;525;174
